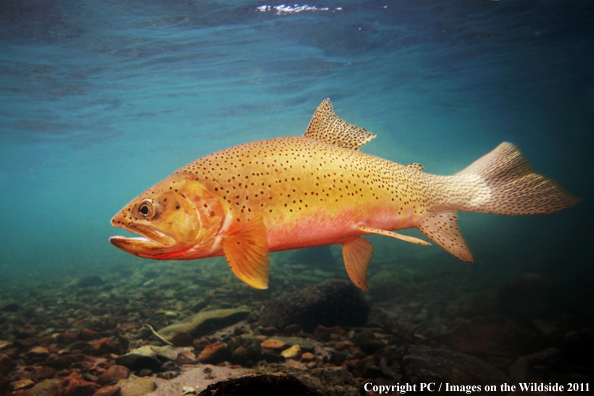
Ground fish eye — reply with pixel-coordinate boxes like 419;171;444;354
137;199;156;219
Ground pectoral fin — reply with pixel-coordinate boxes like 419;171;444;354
417;211;474;262
342;237;374;292
222;216;269;289
358;226;431;245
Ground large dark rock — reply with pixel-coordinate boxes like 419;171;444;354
258;280;370;332
401;346;509;391
256;364;363;396
198;374;326;396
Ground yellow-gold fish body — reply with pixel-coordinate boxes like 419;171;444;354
110;99;580;291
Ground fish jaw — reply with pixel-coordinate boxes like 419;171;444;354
109;212;183;258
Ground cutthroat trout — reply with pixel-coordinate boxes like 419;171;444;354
110;99;579;291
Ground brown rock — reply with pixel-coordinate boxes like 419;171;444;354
118;378;155;396
29;379;62;396
99;365;129;385
301;352;315;362
0;354;15;376
78;329;101;341
28;346;50;359
47;353;95;371
198;342;229;364
313;325;345;341
58;372;98;396
171;331;194;347
283;324;300;335
92;338;118;356
193;338;209;352
261;327;277;336
175;352;196;366
12;378;35;390
359;339;386;355
29;366;56;382
335;340;354;351
260;339;288;352
56;332;78;346
345;359;358;371
93;385;121;396
40;335;58;346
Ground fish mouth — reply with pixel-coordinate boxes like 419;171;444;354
110;220;176;255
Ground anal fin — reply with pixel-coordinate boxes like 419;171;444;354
358;226;430;245
417;212;474;262
222;216;269;289
342;237;374;292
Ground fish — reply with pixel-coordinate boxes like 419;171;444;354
109;99;580;291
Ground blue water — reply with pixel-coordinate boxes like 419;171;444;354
0;0;592;300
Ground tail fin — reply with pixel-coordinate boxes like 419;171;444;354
454;142;580;215
417;142;579;263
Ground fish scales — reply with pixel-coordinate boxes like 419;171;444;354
176;136;434;252
110;99;580;291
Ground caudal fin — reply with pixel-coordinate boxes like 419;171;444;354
417;142;579;263
454;142;580;215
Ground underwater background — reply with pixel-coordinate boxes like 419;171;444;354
0;0;593;393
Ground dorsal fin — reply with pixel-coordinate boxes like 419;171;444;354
303;99;377;150
407;163;424;172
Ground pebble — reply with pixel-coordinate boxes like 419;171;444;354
0;354;15;376
29;365;56;382
92;338;118;355
270;337;314;354
313;325;346;341
198;342;229;364
228;334;262;367
78;328;102;341
261;327;277;336
171;330;194;347
27;346;50;358
93;385;122;396
359;339;386;355
182;385;197;395
193;338;210;352
118;377;156;396
28;378;62;396
12;378;35;390
176;351;197;366
260;339;288;352
59;372;99;396
280;344;302;360
300;352;315;362
99;365;130;385
334;340;353;351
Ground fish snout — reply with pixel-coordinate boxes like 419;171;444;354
110;210;128;227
